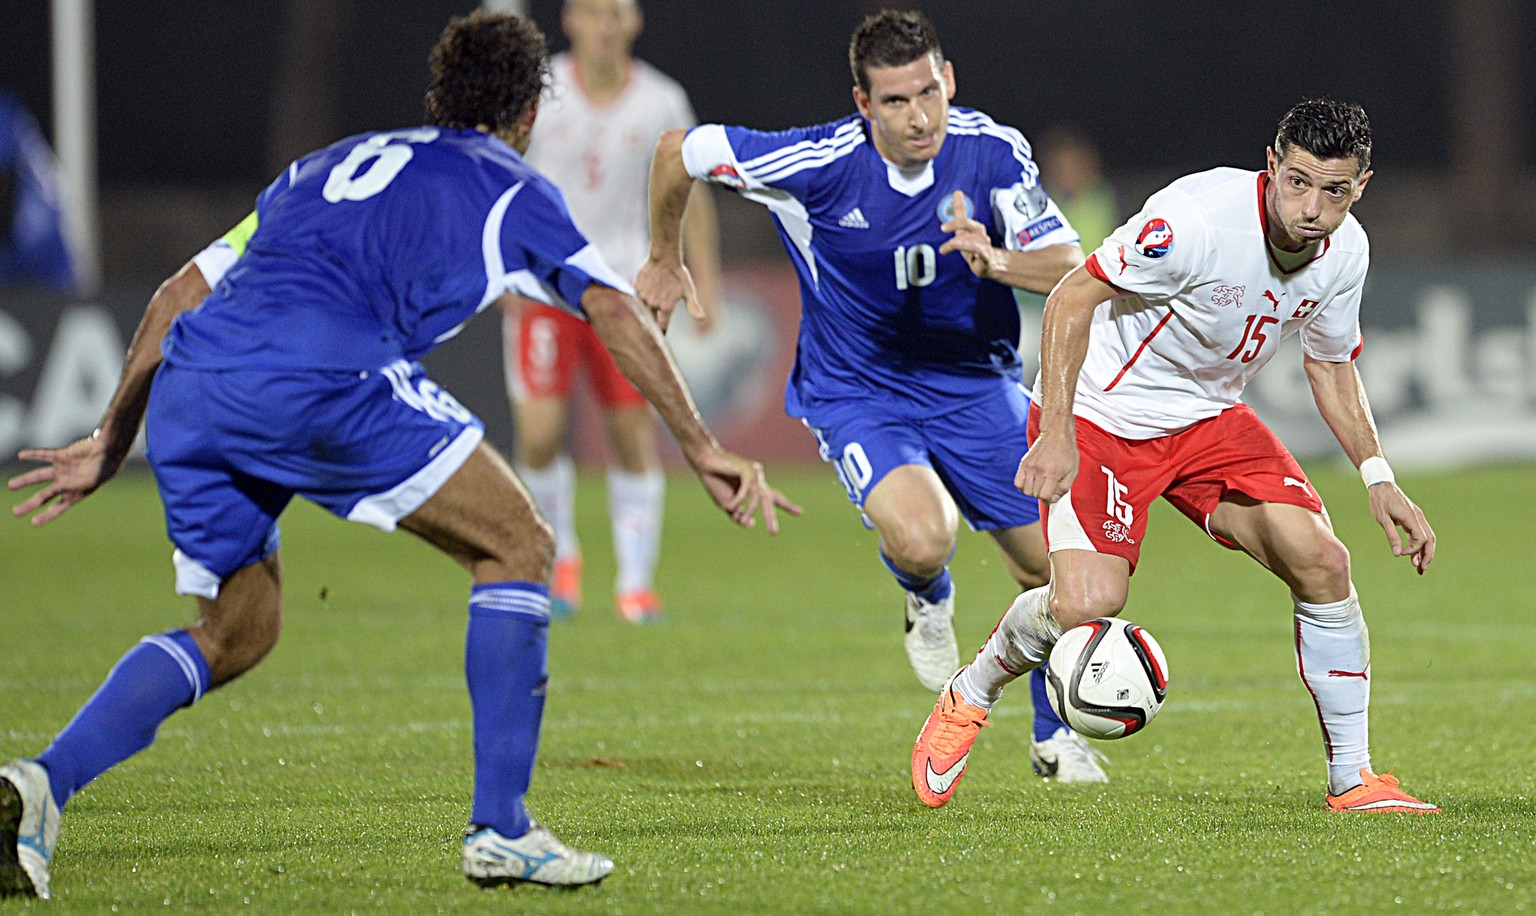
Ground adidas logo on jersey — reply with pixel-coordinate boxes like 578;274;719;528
837;207;869;229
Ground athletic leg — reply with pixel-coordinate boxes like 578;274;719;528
603;404;664;622
398;441;615;881
507;303;582;616
863;465;963;691
1208;488;1436;812
2;552;282;900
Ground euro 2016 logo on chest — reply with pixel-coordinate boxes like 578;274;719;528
1135;218;1174;258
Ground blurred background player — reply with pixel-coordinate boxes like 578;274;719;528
1;11;796;897
913;98;1439;815
638;9;1111;781
1035;125;1121;254
504;0;722;624
0;89;79;293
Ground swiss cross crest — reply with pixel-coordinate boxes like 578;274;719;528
1212;284;1245;308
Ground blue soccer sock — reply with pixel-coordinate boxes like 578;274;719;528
879;550;953;604
465;582;551;840
36;630;211;811
1030;664;1069;741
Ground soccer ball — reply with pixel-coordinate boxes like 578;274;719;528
1045;618;1169;740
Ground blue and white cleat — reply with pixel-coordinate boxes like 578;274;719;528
462;822;613;887
0;759;60;900
904;589;960;693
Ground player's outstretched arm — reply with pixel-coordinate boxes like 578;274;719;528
579;283;802;533
636;128;700;332
938;190;1082;294
9;260;211;526
1015;264;1116;502
1304;354;1436;573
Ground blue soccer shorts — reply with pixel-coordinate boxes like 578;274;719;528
800;379;1040;531
146;359;483;598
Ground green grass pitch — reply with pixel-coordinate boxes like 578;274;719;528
2;463;1534;912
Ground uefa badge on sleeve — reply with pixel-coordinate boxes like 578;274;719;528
1135;218;1174;258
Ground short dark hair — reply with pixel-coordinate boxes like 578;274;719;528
424;11;548;133
849;9;943;94
1274;98;1372;173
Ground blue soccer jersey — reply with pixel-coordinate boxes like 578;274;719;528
164;127;630;371
682;108;1078;416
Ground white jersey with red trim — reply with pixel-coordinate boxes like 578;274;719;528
1063;167;1368;439
523;53;697;277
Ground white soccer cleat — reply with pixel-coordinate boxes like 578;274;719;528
0;759;60;900
1030;727;1110;784
904;590;960;693
462;822;613;888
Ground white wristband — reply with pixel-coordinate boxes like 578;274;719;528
1359;456;1395;487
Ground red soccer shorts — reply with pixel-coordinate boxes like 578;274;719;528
1027;403;1325;572
505;300;646;407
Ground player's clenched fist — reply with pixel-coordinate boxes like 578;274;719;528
1015;430;1078;504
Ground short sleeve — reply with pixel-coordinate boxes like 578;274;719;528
1086;189;1208;301
994;184;1079;252
1300;239;1368;361
494;179;633;315
191;210;259;287
979;124;1080;252
683;121;849;202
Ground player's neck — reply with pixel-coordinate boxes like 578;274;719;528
573;55;631;104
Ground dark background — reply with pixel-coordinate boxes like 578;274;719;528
3;0;1533;281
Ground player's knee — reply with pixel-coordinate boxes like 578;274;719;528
1288;534;1352;599
196;606;282;687
881;522;955;576
1049;582;1127;629
480;514;556;583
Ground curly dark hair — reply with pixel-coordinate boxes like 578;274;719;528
848;9;943;94
424;11;548;133
1274;98;1372;173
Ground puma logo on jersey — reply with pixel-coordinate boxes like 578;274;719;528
838;207;869;229
1283;476;1310;490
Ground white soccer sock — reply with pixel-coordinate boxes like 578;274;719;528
517;455;579;560
608;466;664;594
956;586;1061;708
1293;588;1373;795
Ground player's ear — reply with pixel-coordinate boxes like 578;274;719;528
942;60;956;101
853;85;872;120
1264;146;1279;177
1352;168;1372;202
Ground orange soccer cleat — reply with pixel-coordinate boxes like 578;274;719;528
1325;768;1441;814
911;669;990;808
616;588;662;625
550;556;582;620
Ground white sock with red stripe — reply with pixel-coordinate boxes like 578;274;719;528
1294;588;1372;795
608;466;664;594
518;455;580;561
956;586;1060;708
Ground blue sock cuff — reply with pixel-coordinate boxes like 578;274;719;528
880;551;954;603
469;581;550;621
140;630;212;703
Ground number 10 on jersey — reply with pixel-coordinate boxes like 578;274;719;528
893;244;937;290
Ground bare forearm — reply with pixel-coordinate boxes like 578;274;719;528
584;286;716;458
648;129;695;263
1034;265;1107;434
987;243;1084;295
98;261;210;451
1305;355;1384;467
682;183;723;316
